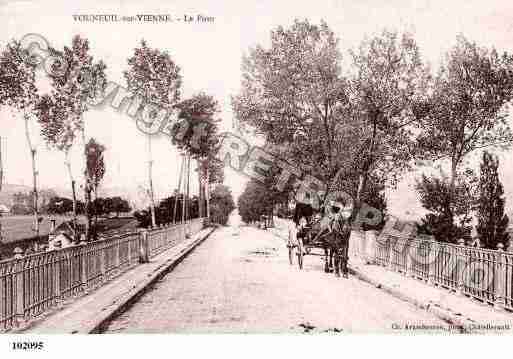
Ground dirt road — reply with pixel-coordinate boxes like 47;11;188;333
105;214;448;333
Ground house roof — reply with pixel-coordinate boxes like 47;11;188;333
54;220;85;234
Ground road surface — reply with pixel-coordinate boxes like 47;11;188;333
105;214;448;333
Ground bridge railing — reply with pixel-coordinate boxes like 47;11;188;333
356;232;513;312
0;218;205;332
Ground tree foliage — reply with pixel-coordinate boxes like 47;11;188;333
38;35;108;150
0;40;38;110
476;151;510;249
124;39;181;110
237;180;275;224
209;184;235;225
416;36;513;232
35;35;107;241
233;21;428;224
418;35;513;167
171;92;225;189
172;93;221;157
85;138;106;191
416;169;477;243
232;19;349;185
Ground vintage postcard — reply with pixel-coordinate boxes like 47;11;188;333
0;0;513;356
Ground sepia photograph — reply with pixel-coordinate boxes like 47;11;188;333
1;0;513;356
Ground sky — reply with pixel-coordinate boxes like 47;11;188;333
1;0;513;215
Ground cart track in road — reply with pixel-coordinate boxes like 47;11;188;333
104;213;451;334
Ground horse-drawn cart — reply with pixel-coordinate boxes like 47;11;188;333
287;213;350;278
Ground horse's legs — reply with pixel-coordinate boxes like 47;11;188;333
341;241;349;278
323;247;329;273
328;248;334;269
334;247;340;277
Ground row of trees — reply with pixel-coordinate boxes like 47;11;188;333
0;37;108;240
133;184;234;228
123;40;225;227
9;194;131;217
46;195;130;217
0;36;226;238
133;194;202;228
231;20;513;245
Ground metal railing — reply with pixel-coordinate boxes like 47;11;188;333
359;232;513;312
0;218;205;331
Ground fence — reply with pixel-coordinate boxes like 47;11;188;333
0;218;205;332
352;230;513;312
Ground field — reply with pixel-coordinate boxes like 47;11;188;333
0;215;138;244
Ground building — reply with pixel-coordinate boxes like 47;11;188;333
0;203;10;215
47;220;85;251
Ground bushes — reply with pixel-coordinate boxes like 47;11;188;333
133;195;200;228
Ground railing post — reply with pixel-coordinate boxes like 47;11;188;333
387;236;395;271
494;243;506;310
405;239;412;277
115;236;120;272
427;241;437;286
139;229;149;263
79;235;88;290
51;244;63;305
14;256;25;325
127;235;132;265
365;230;378;265
456;238;465;296
96;237;106;281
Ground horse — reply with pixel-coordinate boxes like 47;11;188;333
306;207;350;277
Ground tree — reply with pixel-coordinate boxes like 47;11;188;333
171;92;223;220
416;169;477;243
348;29;430;223
232;20;351;189
417;35;513;231
37;35;107;241
46;196;74;215
209;184;235;225
110;196;131;217
233;22;427;229
103;197;114;216
92;197;106;217
476;151;510;249
85;138;106;236
124;39;182;227
238;179;275;224
0;40;41;236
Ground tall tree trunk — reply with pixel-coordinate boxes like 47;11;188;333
173;155;185;223
185;154;191;222
147;134;156;227
352;117;378;228
0;136;3;192
198;159;205;219
81;130;92;241
93;188;98;237
84;182;92;241
24;114;39;239
181;157;186;224
206;166;210;220
65;150;78;242
449;158;458;215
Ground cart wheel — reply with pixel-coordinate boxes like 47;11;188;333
288;245;295;265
